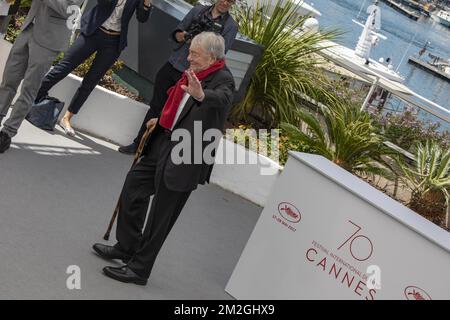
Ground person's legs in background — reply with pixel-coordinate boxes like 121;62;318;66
36;33;98;101
0;26;30;127
58;33;120;136
0;26;60;153
35;33;100;136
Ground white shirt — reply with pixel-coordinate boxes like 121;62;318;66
171;93;191;131
101;0;127;32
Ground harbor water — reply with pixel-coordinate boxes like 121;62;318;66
309;0;450;115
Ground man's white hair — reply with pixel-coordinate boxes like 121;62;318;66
191;32;226;60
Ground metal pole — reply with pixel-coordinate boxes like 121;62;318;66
361;76;379;111
357;0;368;20
396;28;418;72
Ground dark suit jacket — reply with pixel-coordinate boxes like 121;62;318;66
80;0;151;51
21;0;84;52
145;66;235;192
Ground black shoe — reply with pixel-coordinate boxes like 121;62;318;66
118;142;138;155
0;131;11;154
103;265;147;286
92;243;132;263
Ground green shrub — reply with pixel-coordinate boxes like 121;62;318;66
372;108;449;152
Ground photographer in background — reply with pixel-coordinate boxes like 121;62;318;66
119;0;238;154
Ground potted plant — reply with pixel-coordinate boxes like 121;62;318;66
396;140;450;229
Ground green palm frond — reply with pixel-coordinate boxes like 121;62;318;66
396;140;450;202
281;101;395;177
230;0;341;126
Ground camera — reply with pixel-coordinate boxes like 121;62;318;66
184;12;225;42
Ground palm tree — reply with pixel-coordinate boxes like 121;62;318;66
280;102;395;178
230;0;340;127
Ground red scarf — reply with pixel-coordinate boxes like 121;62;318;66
159;59;225;130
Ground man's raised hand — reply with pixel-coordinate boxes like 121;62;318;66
181;69;205;102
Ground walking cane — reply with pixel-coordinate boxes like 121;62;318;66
103;123;156;241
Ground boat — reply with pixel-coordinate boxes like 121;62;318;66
421;3;434;17
408;53;450;82
379;0;420;21
400;0;421;12
295;1;450;124
431;10;450;28
401;0;434;17
300;1;404;85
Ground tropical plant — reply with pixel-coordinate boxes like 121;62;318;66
280;102;395;178
396;140;450;227
184;0;199;5
19;0;32;8
230;0;340;127
71;54;124;79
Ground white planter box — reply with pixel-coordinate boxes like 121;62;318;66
226;152;450;299
49;73;149;146
210;138;282;207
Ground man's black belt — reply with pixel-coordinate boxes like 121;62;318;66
99;26;121;36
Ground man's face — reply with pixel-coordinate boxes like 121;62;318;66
187;44;215;73
215;0;235;14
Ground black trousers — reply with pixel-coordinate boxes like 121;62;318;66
133;62;182;144
115;129;192;278
37;29;121;114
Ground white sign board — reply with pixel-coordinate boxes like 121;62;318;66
226;152;450;300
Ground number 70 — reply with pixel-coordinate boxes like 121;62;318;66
337;220;374;262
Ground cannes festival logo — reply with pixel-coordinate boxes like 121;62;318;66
278;202;301;223
404;286;432;300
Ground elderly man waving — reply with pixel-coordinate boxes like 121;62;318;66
93;32;235;286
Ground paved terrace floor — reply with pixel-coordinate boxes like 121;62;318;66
0;118;262;299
